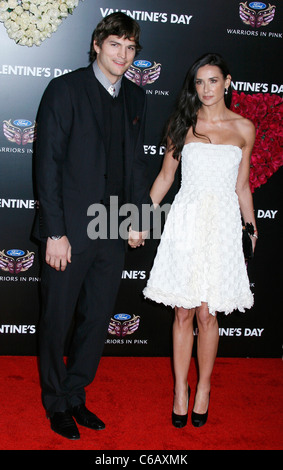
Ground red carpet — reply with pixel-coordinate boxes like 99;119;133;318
0;356;282;451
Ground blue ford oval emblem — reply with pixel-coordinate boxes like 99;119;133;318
133;60;152;68
13;119;32;127
114;313;131;321
7;249;25;257
249;2;266;9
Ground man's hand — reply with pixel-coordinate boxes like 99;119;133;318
128;227;148;248
46;236;71;271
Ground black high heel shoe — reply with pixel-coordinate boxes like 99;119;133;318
172;386;191;428
191;393;210;427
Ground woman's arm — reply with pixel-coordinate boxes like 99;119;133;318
235;118;258;250
150;142;181;206
128;141;180;248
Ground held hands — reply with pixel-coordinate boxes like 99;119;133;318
46;236;71;271
128;226;148;248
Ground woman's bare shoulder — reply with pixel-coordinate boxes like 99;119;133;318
228;110;256;142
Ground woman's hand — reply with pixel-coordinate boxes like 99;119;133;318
128;227;148;248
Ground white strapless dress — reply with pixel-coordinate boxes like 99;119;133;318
143;142;253;315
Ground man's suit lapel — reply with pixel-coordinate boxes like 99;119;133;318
84;65;107;148
122;78;136;179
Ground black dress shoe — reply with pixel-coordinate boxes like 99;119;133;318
172;386;191;428
50;411;80;440
191;393;210;427
72;404;105;430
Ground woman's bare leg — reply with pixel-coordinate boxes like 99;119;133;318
193;302;219;413
172;306;195;414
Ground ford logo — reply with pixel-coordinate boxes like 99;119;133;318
114;313;131;321
7;249;25;257
13;119;32;127
249;2;266;9
133;60;152;68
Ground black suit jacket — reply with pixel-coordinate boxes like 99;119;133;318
34;65;151;253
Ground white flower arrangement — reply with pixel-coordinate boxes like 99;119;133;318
0;0;82;46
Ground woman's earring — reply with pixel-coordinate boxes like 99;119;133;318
225;88;228;95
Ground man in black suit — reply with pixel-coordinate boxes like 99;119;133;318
35;13;151;440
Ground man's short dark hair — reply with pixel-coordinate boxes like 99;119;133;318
89;12;142;62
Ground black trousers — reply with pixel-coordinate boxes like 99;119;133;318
39;237;125;415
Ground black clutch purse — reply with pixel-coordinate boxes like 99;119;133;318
242;223;254;260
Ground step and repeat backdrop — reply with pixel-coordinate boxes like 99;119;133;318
0;0;282;357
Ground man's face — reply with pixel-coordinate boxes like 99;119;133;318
93;35;136;83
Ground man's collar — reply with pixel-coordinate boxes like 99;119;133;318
92;60;122;97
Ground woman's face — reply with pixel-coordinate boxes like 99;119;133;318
195;65;231;106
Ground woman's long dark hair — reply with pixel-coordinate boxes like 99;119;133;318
164;53;232;159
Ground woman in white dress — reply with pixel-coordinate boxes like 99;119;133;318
143;53;258;428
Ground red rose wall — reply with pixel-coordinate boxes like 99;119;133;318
0;0;282;357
